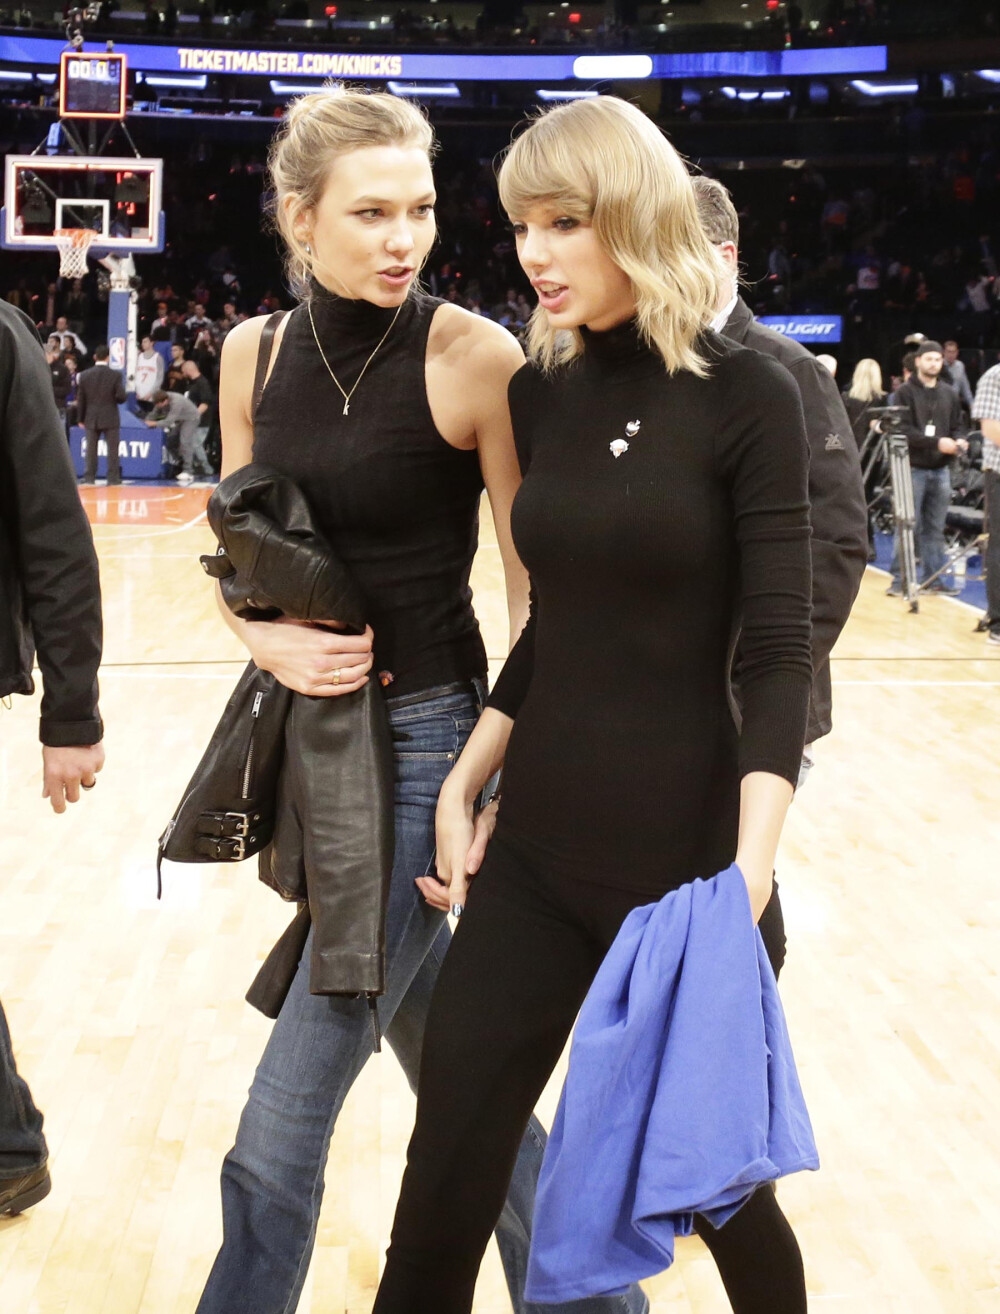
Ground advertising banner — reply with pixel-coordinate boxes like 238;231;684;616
758;315;843;344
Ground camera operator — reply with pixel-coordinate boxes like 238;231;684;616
889;340;969;595
971;365;1000;646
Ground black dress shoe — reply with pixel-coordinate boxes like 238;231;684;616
0;1164;51;1217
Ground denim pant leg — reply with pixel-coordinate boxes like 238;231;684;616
197;687;482;1314
0;997;47;1177
915;466;951;582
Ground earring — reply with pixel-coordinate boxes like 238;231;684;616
304;242;312;255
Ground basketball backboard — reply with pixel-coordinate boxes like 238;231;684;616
1;154;164;258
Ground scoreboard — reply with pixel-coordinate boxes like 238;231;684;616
59;51;127;120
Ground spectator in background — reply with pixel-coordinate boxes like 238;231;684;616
166;343;188;393
185;302;214;338
889;340;969;595
149;300;172;340
189;324;219;380
61;333;83;366
180;359;216;477
144;388;211;484
53;316;86;357
816;353;838;376
134;335;165;411
843;357;887;452
843;357;887;558
942;340;974;411
970;365;1000;646
76;344;127;486
64;279;88;334
44;344;71;433
0;300;105;1220
214;300;240;340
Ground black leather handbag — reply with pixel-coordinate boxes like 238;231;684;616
156;661;292;895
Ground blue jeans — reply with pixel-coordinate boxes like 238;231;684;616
197;682;646;1314
0;997;47;1178
891;465;953;586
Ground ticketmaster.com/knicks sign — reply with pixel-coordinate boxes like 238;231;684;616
0;35;887;83
758;315;843;344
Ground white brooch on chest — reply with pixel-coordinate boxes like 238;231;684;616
610;419;640;459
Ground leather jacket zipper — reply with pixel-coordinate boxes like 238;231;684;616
241;691;264;799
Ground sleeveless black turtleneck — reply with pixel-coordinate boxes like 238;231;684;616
253;284;488;698
488;321;814;894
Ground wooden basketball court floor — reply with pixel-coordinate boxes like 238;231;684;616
1;483;998;1314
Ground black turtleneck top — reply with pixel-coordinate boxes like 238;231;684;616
488;323;813;894
253;285;488;698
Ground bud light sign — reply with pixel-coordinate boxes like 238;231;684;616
758;315;842;343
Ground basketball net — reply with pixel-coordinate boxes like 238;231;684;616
54;227;96;279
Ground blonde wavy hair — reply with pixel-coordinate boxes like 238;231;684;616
267;83;435;301
498;97;720;376
848;358;884;402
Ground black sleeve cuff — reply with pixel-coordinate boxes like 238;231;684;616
40;717;105;748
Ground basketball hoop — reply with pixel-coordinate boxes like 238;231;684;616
53;227;96;279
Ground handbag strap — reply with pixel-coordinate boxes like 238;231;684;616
251;309;288;422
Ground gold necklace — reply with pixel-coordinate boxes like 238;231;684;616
307;298;403;417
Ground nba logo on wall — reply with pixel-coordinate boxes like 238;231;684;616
110;337;126;370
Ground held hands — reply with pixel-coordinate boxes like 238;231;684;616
42;743;105;814
245;617;374;696
417;782;500;914
937;437;969;456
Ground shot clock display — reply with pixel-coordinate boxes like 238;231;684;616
59;51;128;120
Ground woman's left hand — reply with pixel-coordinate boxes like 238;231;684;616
416;796;500;915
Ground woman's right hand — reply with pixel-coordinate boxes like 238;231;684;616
244;617;374;696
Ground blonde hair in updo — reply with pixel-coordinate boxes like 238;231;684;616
498;97;719;377
267;83;436;300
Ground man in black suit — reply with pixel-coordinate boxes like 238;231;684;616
76;343;127;485
694;175;868;977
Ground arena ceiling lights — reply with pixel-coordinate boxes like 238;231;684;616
387;82;461;98
536;89;600;101
720;86;790;101
572;56;652;80
849;79;919;97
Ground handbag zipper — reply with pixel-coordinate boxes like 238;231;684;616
241;691;264;799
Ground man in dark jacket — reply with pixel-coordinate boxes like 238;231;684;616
694;177;868;974
44;343;71;433
0;300;105;1217
694;178;868;746
890;340;969;593
76;343;127;485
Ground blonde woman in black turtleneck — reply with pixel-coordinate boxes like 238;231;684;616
196;88;647;1314
374;98;815;1314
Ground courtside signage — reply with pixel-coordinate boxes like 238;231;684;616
758;315;843;343
0;36;887;83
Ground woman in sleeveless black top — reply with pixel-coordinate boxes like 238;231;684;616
195;88;648;1314
374;99;814;1313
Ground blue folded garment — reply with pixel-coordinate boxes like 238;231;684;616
524;864;819;1304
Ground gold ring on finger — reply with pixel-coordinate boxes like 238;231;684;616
332;668;342;686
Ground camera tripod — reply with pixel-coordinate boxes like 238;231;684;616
863;425;986;612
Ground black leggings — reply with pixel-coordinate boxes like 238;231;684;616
373;832;805;1314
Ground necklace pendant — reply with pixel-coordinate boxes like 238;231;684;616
343;399;349;417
